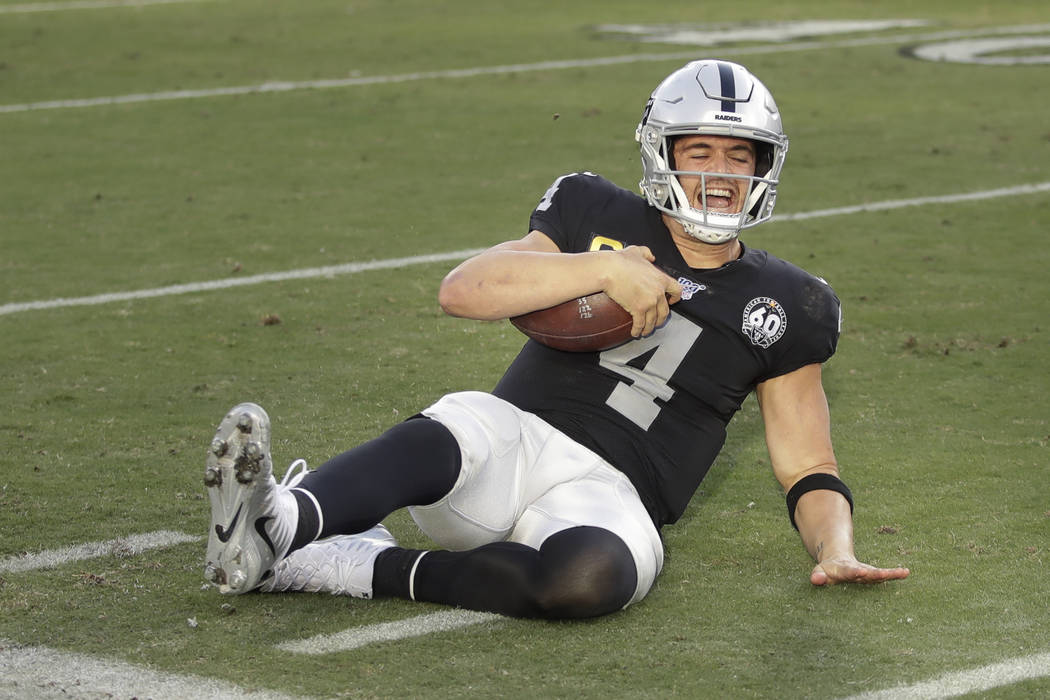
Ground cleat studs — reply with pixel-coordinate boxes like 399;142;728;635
205;564;227;585
244;441;263;460
237;442;265;483
228;570;246;590
236;413;253;433
210;438;228;457
204;466;222;487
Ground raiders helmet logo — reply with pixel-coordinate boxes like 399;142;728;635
742;297;787;348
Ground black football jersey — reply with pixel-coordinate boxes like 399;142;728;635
492;173;841;527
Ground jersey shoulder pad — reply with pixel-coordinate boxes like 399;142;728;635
533;171;617;213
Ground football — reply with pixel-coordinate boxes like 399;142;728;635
509;292;633;352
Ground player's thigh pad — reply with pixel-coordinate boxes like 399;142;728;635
409;391;527;548
410;391;561;548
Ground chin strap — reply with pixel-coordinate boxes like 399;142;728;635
681;221;737;244
745;176;769;216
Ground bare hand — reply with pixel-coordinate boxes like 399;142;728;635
810;557;910;586
603;246;683;337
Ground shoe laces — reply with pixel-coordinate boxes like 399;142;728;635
280;458;310;489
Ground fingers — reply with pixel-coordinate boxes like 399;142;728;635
811;561;911;586
630;310;648;339
626;245;656;263
610;247;683;336
666;281;684;305
631;289;676;337
657;291;672;325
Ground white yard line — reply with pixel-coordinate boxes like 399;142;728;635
0;639;305;700
0;248;486;316
774;181;1050;222
0;530;199;573
2;181;1047;318
0;0;213;13
842;651;1050;699
2;23;1049;114
275;609;502;654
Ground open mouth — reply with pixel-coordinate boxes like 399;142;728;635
701;185;737;212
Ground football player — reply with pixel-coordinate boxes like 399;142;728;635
204;59;909;618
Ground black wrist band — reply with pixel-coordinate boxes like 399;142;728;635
786;473;854;531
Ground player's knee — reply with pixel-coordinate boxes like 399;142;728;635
531;527;638;619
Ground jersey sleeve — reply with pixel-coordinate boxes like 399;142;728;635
528;172;611;253
758;272;841;382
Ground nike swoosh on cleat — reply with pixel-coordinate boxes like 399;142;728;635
255;516;276;556
215;504;243;543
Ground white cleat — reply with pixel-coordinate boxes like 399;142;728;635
203;402;305;595
259;525;398;599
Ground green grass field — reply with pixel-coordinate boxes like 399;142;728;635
2;1;1049;698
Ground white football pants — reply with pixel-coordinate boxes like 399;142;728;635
410;391;664;605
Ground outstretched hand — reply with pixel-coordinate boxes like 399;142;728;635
811;557;910;586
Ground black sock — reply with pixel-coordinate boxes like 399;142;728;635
294;416;461;540
289;490;321;553
373;547;428;599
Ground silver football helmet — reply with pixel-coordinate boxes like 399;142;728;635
636;59;788;244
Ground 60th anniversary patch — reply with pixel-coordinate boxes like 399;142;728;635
742;297;787;348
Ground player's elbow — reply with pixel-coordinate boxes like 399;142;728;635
437;277;465;317
438;270;484;319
